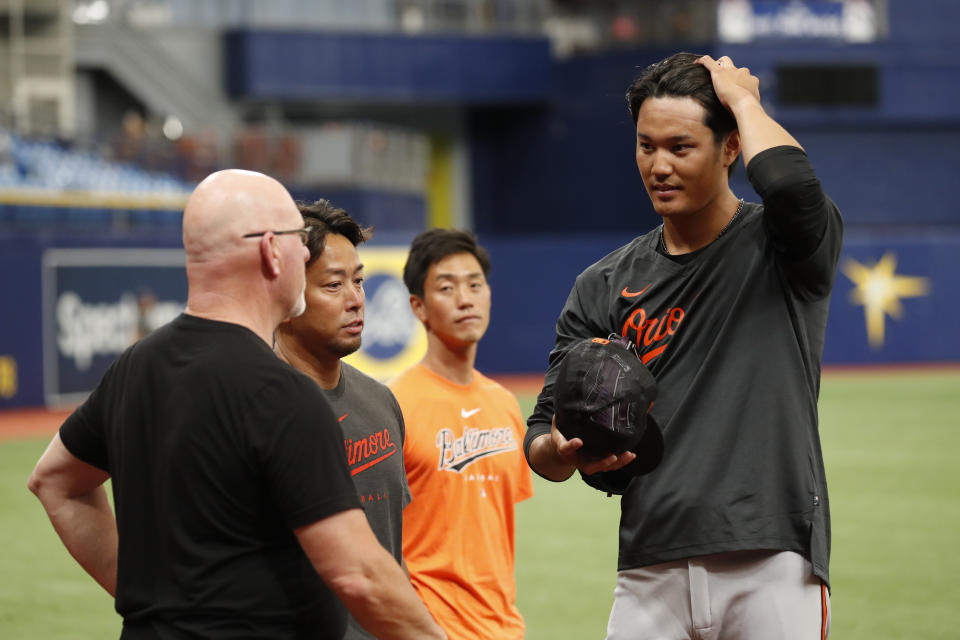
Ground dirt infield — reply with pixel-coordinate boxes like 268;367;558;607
0;408;74;442
0;375;546;443
3;365;955;443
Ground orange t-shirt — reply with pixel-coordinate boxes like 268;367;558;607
390;365;533;640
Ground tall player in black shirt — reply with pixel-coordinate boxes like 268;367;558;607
525;53;843;638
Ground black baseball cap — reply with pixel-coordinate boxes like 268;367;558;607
553;335;664;476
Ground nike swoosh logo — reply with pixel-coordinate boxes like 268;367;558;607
338;414;348;423
621;284;651;298
461;408;481;418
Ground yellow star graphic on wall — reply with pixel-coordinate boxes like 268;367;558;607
841;252;930;349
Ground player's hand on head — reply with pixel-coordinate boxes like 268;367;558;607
697;54;761;113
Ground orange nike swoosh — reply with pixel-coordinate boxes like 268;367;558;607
338;414;348;422
621;284;651;298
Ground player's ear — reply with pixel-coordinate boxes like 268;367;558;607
409;294;427;324
260;233;282;278
722;130;741;168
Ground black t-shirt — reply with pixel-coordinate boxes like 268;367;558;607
60;314;361;639
525;146;843;586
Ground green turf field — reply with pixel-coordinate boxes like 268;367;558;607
2;370;959;638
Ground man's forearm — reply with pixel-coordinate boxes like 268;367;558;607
330;552;445;640
41;486;118;596
731;99;802;167
296;510;446;640
28;433;118;597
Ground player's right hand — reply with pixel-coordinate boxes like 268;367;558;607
550;416;636;475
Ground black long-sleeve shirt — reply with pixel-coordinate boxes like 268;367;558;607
524;146;843;585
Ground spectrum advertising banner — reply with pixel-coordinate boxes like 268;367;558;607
42;249;187;406
40;246;422;407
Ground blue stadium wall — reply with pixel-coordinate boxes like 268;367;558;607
1;225;957;409
475;231;959;375
469;0;960;235
466;0;960;374
3;0;959;408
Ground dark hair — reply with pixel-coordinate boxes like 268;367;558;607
297;199;373;267
402;228;491;298
626;52;739;175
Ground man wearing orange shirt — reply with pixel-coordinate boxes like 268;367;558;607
390;229;533;640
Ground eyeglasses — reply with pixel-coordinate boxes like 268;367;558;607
242;226;312;246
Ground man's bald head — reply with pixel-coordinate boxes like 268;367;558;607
180;170;309;339
182;169;300;262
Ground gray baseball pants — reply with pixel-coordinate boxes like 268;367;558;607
606;550;830;640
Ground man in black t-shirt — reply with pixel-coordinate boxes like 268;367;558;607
525;53;842;638
28;170;445;640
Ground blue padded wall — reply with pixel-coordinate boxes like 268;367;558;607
225;30;552;103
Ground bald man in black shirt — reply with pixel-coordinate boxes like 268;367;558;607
29;169;445;640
